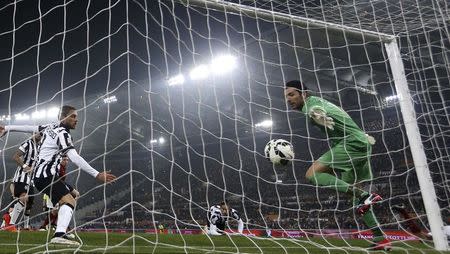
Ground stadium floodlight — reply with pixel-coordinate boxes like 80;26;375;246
381;94;401;108
15;113;30;121
103;95;117;104
149;137;165;145
0;115;11;121
254;120;273;128
385;94;400;102
189;65;209;80
210;55;237;75
32;110;47;119
167;74;185;86
355;85;378;95
46;107;60;119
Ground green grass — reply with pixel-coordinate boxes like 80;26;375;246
0;231;447;253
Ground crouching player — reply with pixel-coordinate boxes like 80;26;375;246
207;201;243;235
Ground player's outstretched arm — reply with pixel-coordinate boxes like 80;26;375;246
66;149;116;183
1;125;42;138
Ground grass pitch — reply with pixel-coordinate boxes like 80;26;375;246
0;231;447;253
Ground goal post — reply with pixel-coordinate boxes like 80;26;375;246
172;0;448;250
385;40;448;251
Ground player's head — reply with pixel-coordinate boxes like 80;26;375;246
59;105;78;129
60;155;69;167
284;80;309;110
219;201;229;214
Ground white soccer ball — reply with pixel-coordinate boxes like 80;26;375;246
264;139;294;165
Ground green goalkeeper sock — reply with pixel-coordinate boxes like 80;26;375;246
307;172;350;193
352;197;385;242
362;208;385;242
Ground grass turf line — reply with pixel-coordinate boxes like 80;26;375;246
0;231;447;253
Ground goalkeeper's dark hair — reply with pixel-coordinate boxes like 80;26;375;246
59;105;77;120
285;80;308;92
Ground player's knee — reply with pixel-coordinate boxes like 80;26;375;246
66;198;76;207
59;193;76;207
19;194;28;204
306;161;330;181
305;168;315;181
71;189;80;200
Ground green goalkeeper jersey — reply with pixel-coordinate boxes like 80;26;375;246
301;96;368;146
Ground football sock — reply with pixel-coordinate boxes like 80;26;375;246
54;204;74;236
10;201;24;225
362;209;385;242
24;209;31;228
352;197;385;242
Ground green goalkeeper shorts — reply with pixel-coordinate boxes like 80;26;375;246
318;140;373;184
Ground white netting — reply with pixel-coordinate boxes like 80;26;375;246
0;0;448;252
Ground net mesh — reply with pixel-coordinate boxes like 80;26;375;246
0;0;448;252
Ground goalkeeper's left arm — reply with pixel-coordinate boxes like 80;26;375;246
308;106;335;130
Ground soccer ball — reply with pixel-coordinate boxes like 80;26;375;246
264;139;294;165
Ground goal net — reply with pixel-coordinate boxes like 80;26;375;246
0;0;448;252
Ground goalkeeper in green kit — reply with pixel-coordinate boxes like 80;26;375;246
284;80;391;251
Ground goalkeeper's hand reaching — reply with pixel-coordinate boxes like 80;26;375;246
309;107;335;130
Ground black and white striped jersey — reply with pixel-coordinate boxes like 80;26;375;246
12;139;40;185
34;123;74;179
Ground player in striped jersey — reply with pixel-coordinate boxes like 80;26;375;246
0;105;116;246
207;201;244;235
8;133;42;231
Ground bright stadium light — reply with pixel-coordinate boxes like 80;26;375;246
385;94;400;102
15;113;30;121
255;120;273;128
189;65;209;80
210;55;237;75
355;85;378;95
0;115;11;121
32;110;47;119
149;137;165;145
103;95;117;104
46;107;59;119
167;74;185;86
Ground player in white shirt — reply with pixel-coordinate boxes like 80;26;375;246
207;201;244;235
0;105;116;246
